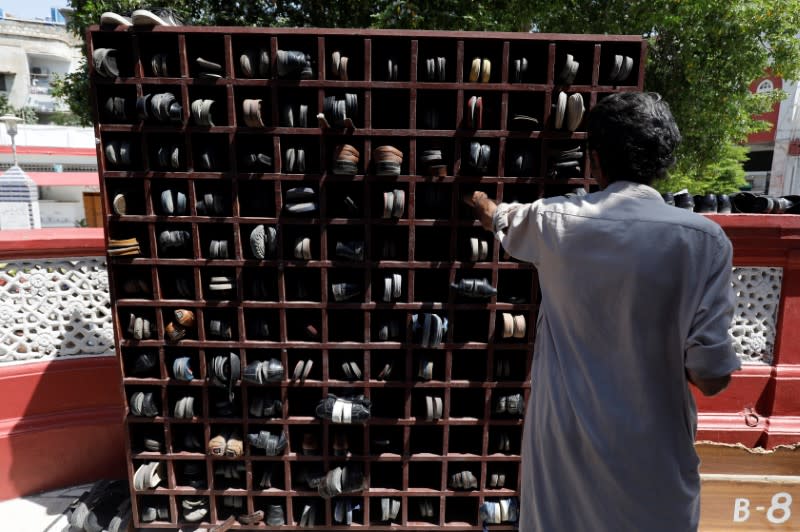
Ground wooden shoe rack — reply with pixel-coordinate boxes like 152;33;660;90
88;25;645;530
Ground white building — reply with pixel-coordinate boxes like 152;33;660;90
0;10;82;116
746;76;800;196
765;80;800;196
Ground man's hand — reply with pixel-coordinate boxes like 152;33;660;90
463;191;497;232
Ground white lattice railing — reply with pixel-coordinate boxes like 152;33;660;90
0;257;114;362
0;260;783;364
730;267;782;365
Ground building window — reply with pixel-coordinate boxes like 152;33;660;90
756;79;774;93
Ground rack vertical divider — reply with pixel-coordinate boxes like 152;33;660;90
89;25;645;530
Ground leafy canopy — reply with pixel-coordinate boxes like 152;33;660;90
57;0;800;193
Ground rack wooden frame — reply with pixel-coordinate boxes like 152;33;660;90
89;26;645;530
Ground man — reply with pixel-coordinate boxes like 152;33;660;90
467;92;740;531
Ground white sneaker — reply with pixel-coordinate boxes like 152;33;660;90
100;11;132;26
131;8;185;26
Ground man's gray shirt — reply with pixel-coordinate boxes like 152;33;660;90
492;181;740;531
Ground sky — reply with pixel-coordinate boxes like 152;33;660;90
1;0;69;21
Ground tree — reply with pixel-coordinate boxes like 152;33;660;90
525;0;800;192
0;93;38;124
59;0;800;192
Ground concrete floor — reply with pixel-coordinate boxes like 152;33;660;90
0;486;203;531
0;483;92;532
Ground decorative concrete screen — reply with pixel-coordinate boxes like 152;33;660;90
730;266;782;365
0;257;113;361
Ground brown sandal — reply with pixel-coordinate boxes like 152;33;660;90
225;432;243;457
208;434;227;456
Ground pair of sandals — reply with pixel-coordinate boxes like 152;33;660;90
548;145;583;178
321;93;359;128
240;48;270;78
208;431;243;457
382;273;403;302
242;98;266;127
412;312;448;348
68;479;130;532
450;469;479;490
173;395;197;419
292;359;316;381
158;229;191;253
467;141;492;172
208;351;240;399
249;394;283;418
108;237;140;257
181;498;208;522
159;188;187;215
420;148;447;175
249;224;278;259
380;498;401;522
129;391;158;417
165;309;196;342
247;429;288;455
373;145;403;176
333;143;360;175
731;192;800;214
316;394;372;424
92;48;119;78
480;498;520;525
553;91;585;131
138;92;182;123
495;393;524;416
465;95;483;128
312;465;365;498
127;313;153;340
382;189;406;218
330;50;350;80
284;187;318;214
424;56;447;81
424;395;444;421
104;140;132;167
468;57;492;83
500;312;527;339
276;49;314;79
133;462;163;490
191;98;216;126
244;358;284;384
332;281;362;302
335;240;365;262
452;278;497;298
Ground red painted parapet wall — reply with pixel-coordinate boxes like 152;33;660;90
0;228;126;501
0;217;798;500
699;215;800;449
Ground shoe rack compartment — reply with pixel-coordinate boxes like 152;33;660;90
90;26;645;530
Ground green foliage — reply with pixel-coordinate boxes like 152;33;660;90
60;0;800;193
370;1;535;31
0;93;38;124
526;0;800;192
50;68;91;127
655;143;749;194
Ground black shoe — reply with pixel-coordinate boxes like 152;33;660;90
673;192;694;210
693;193;718;213
717;193;732;213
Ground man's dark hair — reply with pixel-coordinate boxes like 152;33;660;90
587;92;681;184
